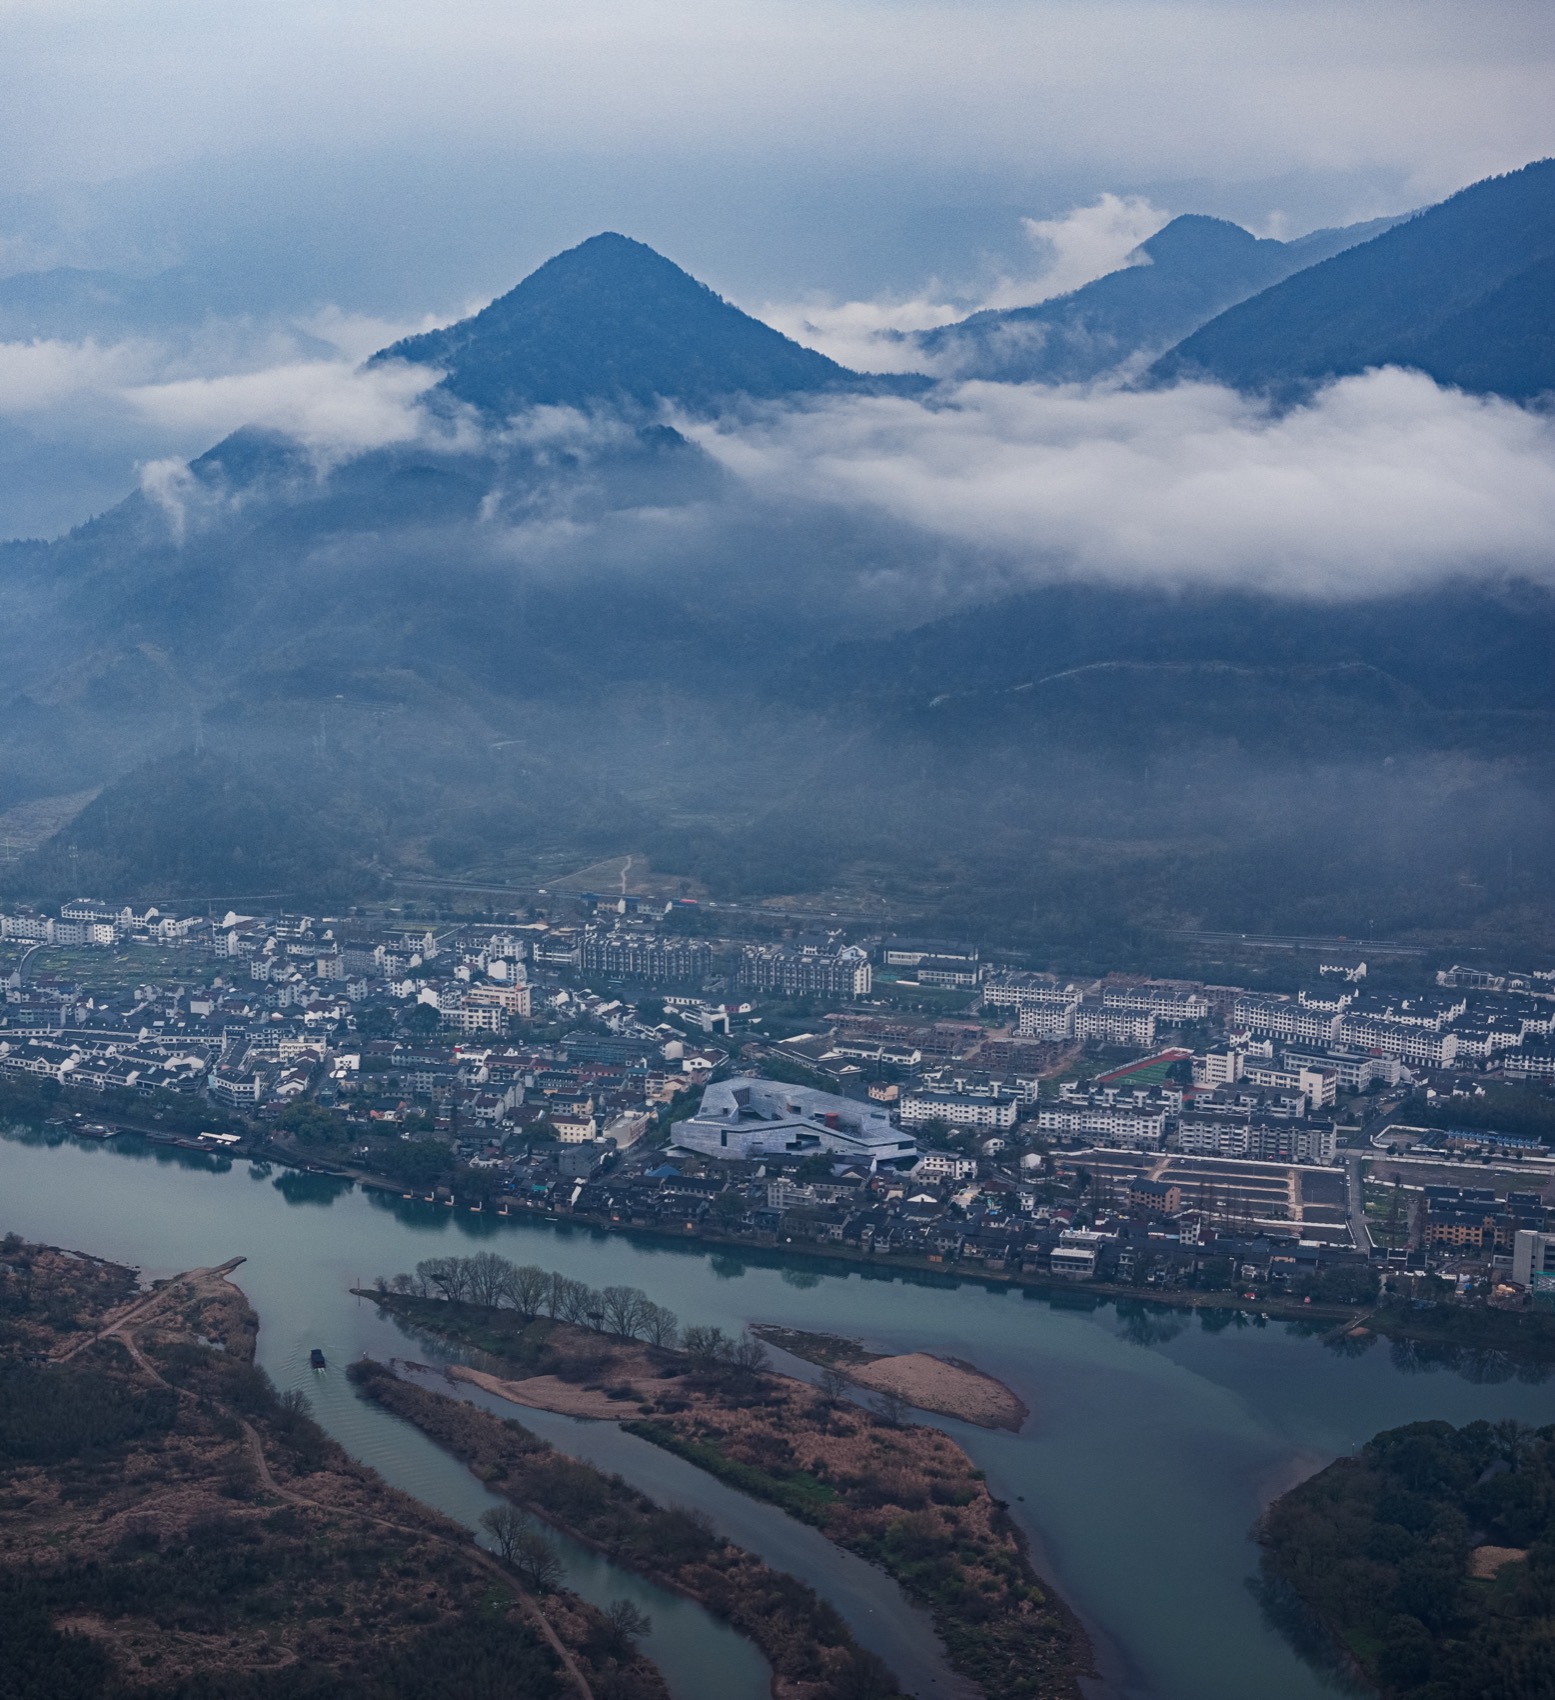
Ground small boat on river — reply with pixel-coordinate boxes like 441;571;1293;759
309;1348;327;1370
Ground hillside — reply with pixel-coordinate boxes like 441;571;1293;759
1259;1419;1555;1699
1151;159;1555;398
914;212;1400;384
377;231;897;415
0;221;1551;952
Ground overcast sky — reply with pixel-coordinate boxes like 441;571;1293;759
2;0;1553;306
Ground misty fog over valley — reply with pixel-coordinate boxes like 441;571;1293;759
0;168;1553;959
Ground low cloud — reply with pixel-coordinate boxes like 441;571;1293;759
688;368;1555;599
126;357;443;460
758;193;1170;372
0;315;456;538
994;193;1169;308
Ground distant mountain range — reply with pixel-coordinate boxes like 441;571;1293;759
912;211;1402;384
1151;158;1555;398
0;162;1552;949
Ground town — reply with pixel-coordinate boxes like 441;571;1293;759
4;894;1555;1313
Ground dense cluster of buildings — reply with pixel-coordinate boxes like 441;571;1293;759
4;899;1554;1291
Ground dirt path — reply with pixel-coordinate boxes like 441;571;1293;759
96;1261;595;1700
50;1257;248;1363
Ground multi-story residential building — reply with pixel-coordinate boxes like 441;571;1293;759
581;928;714;986
1336;1017;1459;1069
1240;1059;1337;1110
982;975;1083;1019
1193;1050;1244;1087
738;942;872;999
209;1066;264;1109
1035;1092;1169;1149
1232;995;1343;1046
1101;986;1211;1023
1282;1046;1403;1092
883;939;980;969
1174;1117;1336;1165
916;957;985;989
898;1090;1019;1131
1016;997;1156;1046
913;1149;979;1182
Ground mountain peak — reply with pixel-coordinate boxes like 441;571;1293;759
1134;213;1267;267
376;233;867;416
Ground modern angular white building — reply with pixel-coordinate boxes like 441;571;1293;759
672;1077;917;1166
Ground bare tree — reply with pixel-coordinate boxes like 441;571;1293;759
641;1301;679;1349
871;1388;910;1427
601;1285;650;1339
728;1333;770;1376
502;1263;550;1321
681;1324;730;1369
557;1278;603;1327
417;1257;469;1303
480;1502;528;1566
543;1270;571;1319
466;1251;512;1309
512;1528;564;1593
603;1598;653;1654
818;1364;853;1402
483;1504;564;1592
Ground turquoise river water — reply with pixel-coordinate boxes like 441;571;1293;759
4;1129;1553;1700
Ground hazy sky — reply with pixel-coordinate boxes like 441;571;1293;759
2;0;1553;305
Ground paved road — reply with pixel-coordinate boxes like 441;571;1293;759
1345;1151;1374;1256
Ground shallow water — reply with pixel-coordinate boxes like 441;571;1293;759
6;1129;1554;1700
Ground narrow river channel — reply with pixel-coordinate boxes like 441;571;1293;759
5;1128;1554;1700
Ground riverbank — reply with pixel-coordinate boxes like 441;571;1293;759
0;1236;664;1700
1258;1417;1555;1698
362;1286;1093;1700
750;1326;1028;1430
350;1357;911;1700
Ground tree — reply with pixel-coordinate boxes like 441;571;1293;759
502;1263;551;1321
641;1301;679;1349
417;1256;471;1303
872;1388;910;1427
602;1598;652;1655
601;1284;651;1339
511;1528;564;1593
818;1364;853;1403
404;1002;442;1039
357;1004;396;1040
681;1324;730;1369
465;1251;512;1308
728;1333;770;1376
480;1502;528;1566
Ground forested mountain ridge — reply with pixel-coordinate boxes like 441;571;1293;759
376;231;918;415
1151;158;1555;398
915;211;1402;384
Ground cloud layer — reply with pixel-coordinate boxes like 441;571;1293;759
688;369;1555;600
0;311;450;537
757;194;1172;372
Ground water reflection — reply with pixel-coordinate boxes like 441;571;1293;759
781;1268;822;1290
272;1170;353;1207
1114;1301;1186;1348
1248;1570;1369;1697
1386;1336;1553;1384
709;1254;747;1280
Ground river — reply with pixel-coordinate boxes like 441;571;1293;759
5;1128;1553;1700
